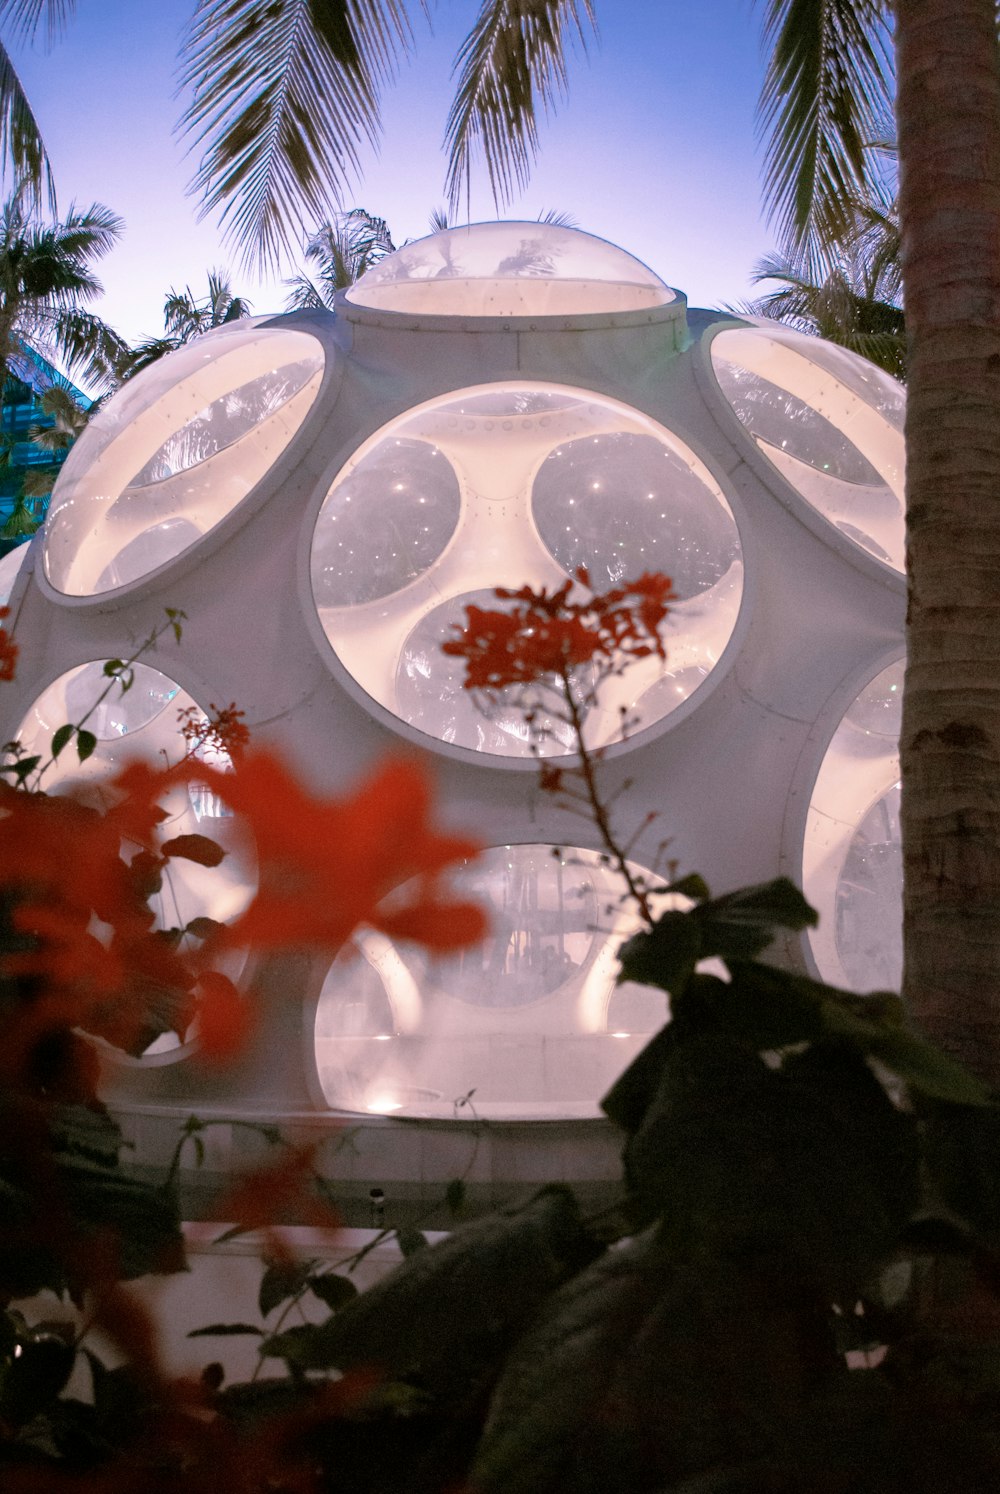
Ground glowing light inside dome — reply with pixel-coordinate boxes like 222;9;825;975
11;660;259;1061
803;659;903;991
314;844;674;1120
43;324;325;597
345;221;675;318
710;325;905;572
310;382;743;760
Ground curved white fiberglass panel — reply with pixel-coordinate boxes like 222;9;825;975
710;325;905;571
12;661;258;1059
310;383;743;760
803;659;903;992
345;222;675;317
314;844;669;1119
43;323;325;596
0;542;29;605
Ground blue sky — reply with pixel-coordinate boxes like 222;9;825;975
7;0;776;347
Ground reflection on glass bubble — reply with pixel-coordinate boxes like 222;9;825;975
312;439;461;607
710;326;905;572
836;783;902;992
314;845;667;1118
12;661;258;1061
532;432;740;598
312;380;743;760
127;361;318;487
712;363;885;486
345;222;675;318
43;326;324;596
803;659;903;993
395;588;585;758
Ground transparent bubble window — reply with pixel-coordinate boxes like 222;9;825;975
43;323;325;596
314;844;670;1119
803;659;903;991
710;326;905;571
345;222;675;317
13;661;258;1060
311;383;743;759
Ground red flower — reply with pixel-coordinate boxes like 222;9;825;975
442;571;675;692
162;751;486;958
0;604;17;682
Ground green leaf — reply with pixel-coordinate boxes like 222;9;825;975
655;872;710;903
617;910;702;996
50;722;73;758
12;754;40;783
623;1033;919;1289
259;1258;313;1318
188;1323;265;1338
102;659;124;677
271;1188;598;1401
820;1003;990;1105
308;1272;358;1311
691;877;818;963
260;1321;330;1366
396;1226;428;1257
161;833;226;867
75;728;97;762
601;1023;677;1135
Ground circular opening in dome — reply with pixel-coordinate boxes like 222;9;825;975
314;843;670;1119
310;382;743;761
344;222;675;318
42;323;325;597
709;325;905;572
10;661;258;1062
802;658;903;991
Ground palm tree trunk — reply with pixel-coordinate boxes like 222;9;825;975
897;0;1000;1083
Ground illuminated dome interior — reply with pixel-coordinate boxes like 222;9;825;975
345;222;675;317
310;382;743;758
14;661;258;1059
803;658;903;992
314;844;669;1118
42;322;325;596
710;325;905;571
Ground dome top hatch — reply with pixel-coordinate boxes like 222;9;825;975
344;221;675;318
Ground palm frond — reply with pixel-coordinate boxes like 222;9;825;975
2;492;39;536
43;308;131;393
0;40;54;211
429;205;450;233
119;336;182;381
444;0;597;214
283;272;329;311
0;0;77;48
179;0;420;271
758;0;893;249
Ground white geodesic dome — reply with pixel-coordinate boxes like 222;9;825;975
2;222;905;1219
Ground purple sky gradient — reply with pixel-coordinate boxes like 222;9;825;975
7;1;775;352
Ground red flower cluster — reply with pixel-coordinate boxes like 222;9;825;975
0;605;17;682
179;750;487;957
442;569;675;691
178;700;250;760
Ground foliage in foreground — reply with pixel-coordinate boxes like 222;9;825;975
1;578;1000;1491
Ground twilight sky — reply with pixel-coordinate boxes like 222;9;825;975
7;0;776;350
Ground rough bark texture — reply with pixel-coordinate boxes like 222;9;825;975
897;0;1000;1082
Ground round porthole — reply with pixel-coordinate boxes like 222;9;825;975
710;325;905;572
12;661;258;1060
310;383;743;760
802;658;903;991
43;323;325;596
314;843;669;1119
